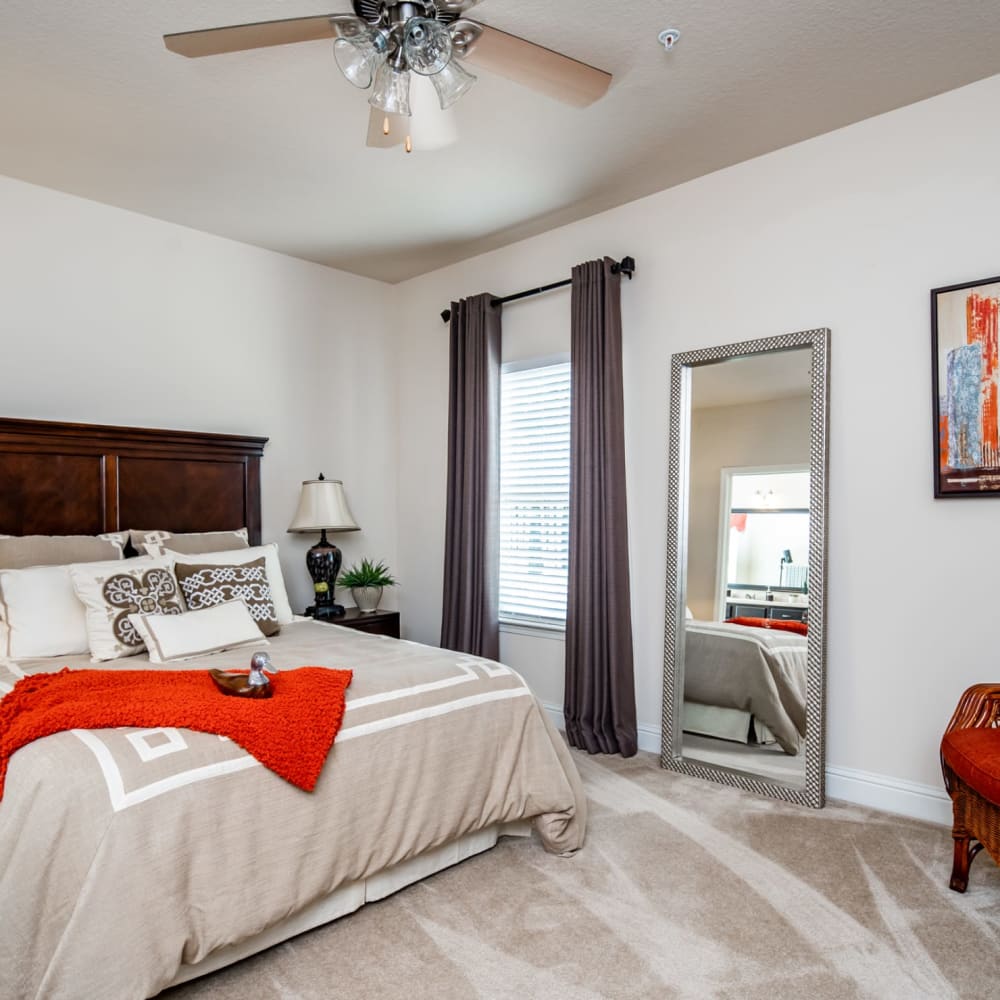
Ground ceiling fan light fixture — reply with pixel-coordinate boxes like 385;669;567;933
403;17;453;76
430;58;476;110
333;30;388;89
164;2;615;151
369;62;412;116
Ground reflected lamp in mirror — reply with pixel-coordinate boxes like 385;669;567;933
287;475;360;619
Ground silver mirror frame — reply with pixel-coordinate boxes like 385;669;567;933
660;328;830;808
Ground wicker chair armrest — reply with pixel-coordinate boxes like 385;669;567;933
945;684;1000;735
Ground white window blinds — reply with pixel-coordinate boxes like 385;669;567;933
499;360;571;627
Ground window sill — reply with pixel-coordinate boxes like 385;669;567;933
499;620;566;641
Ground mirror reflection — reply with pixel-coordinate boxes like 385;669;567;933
681;347;813;787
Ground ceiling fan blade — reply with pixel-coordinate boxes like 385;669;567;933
164;14;363;58
453;21;611;107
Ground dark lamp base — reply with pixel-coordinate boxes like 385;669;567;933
306;529;343;619
307;604;346;620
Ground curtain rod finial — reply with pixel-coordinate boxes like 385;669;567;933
616;256;636;279
441;308;452;324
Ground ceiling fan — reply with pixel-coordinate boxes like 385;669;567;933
164;1;613;153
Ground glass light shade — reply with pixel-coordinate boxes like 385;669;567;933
287;478;360;533
403;17;452;76
333;31;387;89
430;58;476;110
369;62;412;116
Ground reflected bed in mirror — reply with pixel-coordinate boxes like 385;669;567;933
662;329;829;807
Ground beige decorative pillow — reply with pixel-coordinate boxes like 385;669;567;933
174;557;279;637
69;557;182;661
128;601;267;663
170;544;294;625
0;533;126;570
136;528;250;556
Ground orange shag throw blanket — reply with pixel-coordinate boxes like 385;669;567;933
0;666;353;798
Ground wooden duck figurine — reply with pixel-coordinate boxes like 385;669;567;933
210;652;275;699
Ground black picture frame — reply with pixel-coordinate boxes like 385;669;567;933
931;274;1000;497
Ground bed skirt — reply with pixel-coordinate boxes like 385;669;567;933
161;820;531;994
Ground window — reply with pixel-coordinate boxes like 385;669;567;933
499;358;571;628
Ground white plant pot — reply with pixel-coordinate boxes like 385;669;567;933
352;586;383;613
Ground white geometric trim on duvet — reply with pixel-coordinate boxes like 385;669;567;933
336;688;531;743
72;729;261;811
73;660;529;812
345;657;512;711
125;728;189;762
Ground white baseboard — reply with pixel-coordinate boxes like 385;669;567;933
825;765;951;827
541;703;952;827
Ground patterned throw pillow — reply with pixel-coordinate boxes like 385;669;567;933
174;557;280;637
69;557;183;661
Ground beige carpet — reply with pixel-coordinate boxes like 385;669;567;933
163;750;1000;1000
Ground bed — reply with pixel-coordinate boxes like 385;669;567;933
0;418;586;1000
682;619;807;755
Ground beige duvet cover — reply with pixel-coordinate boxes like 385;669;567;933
683;620;807;754
0;621;586;1000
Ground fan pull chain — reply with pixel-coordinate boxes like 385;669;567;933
405;135;413;154
382;116;390;136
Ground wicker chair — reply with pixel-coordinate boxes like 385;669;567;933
941;684;1000;892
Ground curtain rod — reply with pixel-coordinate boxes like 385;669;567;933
440;256;636;324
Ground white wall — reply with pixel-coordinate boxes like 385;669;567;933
688;395;811;619
0;175;398;614
392;72;1000;810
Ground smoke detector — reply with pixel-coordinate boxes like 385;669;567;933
658;29;681;51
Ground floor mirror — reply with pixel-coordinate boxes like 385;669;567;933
660;328;830;807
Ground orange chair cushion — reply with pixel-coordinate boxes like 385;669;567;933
942;727;1000;806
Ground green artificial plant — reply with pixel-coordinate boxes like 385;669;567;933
337;558;397;589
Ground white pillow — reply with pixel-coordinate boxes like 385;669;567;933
69;557;180;662
167;544;294;625
0;555;146;660
128;601;267;663
0;564;86;658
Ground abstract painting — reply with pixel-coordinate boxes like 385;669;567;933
932;274;1000;496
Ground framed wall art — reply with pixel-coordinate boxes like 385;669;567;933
932;274;1000;497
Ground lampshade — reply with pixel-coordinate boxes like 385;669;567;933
334;30;388;89
403;17;452;76
288;477;360;533
430;58;476;110
369;62;412;116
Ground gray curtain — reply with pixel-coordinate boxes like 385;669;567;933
440;293;502;660
564;258;638;756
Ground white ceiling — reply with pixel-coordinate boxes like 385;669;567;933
691;349;812;409
1;1;998;283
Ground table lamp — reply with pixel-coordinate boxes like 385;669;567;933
288;474;359;619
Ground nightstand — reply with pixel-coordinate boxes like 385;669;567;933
308;607;400;639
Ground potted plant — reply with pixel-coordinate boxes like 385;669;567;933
337;558;397;614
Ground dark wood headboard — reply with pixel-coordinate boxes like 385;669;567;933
0;418;268;544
